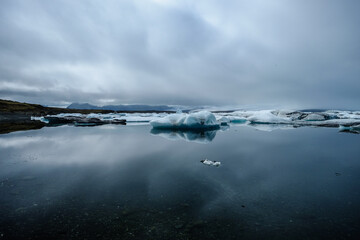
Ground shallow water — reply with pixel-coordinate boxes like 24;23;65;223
0;124;359;239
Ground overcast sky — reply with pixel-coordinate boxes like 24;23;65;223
0;0;359;109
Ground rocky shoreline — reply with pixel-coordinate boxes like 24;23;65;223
0;99;118;134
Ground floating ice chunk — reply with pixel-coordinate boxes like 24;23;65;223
41;114;126;125
301;119;360;127
303;113;326;121
31;116;48;123
339;124;360;133
229;118;247;124
329;110;360;120
218;116;230;126
214;110;360;127
56;113;83;117
200;159;221;167
353;124;360;130
213;112;247;124
30;109;360;131
214;110;294;124
339;125;351;131
150;111;220;130
246;110;291;124
124;113;167;122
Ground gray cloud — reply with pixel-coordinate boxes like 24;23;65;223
0;0;359;109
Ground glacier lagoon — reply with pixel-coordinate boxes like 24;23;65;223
0;123;360;239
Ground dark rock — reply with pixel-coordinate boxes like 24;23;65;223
44;116;127;127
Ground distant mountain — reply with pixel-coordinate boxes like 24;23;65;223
67;103;101;110
67;103;175;112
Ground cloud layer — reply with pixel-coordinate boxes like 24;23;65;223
1;0;359;109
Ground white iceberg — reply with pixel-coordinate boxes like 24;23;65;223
200;159;221;167
30;109;360;132
303;113;326;121
123;113;167;122
213;110;360;128
245;110;291;124
150;111;220;130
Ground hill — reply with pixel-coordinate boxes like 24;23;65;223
0;99;114;134
0;99;113;116
67;102;175;112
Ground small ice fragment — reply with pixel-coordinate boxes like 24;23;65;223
200;158;221;167
218;116;230;126
351;124;360;130
339;125;351;131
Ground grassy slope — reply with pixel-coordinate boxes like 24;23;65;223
0;99;114;115
0;99;114;134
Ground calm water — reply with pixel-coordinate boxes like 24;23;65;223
0;124;359;239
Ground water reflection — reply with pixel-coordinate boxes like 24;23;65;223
339;129;360;134
1;125;360;239
150;125;230;143
247;123;298;132
150;128;217;143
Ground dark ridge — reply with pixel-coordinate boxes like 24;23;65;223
0;99;114;116
68;102;175;112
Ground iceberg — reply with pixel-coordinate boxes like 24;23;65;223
303;113;326;121
214;113;247;124
245;110;292;124
30;109;360;132
214;110;360;128
150;111;220;130
124;113;167;122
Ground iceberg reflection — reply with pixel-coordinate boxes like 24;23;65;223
150;128;218;144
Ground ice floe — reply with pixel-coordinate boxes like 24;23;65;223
217;116;230;126
339;124;360;134
31;109;360;132
218;110;360;127
150;111;220;130
39;114;126;126
200;159;221;167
